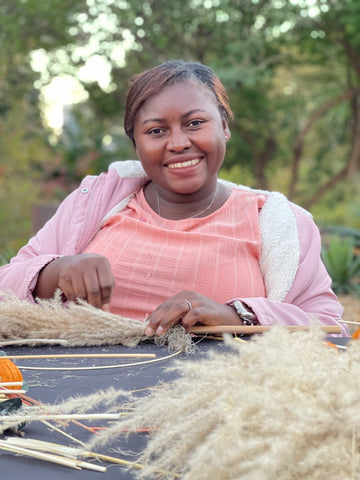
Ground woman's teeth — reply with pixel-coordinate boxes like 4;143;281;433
168;159;201;169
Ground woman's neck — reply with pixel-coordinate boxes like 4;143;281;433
144;181;229;220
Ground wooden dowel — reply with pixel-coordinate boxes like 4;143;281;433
339;320;360;326
0;441;107;472
0;389;26;394
3;413;126;422
0;381;23;387
2;353;156;360
189;325;341;335
0;339;68;346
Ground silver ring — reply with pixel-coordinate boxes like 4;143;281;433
184;300;192;312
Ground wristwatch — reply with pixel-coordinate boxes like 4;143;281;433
229;300;257;326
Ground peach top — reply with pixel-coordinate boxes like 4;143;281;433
83;187;266;320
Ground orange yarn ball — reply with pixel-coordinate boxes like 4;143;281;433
0;358;23;389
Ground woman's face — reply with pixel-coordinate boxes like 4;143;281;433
133;81;230;198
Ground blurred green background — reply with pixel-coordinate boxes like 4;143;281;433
0;0;359;268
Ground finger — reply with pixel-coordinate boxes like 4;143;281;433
58;272;85;303
181;306;219;329
102;302;111;312
83;270;105;309
146;301;193;337
97;267;115;307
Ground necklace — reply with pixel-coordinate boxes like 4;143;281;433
155;184;219;219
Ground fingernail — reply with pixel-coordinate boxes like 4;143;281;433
102;303;110;312
156;326;165;336
145;326;154;337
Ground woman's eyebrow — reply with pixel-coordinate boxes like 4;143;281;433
142;109;207;125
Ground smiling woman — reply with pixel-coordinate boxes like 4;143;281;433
0;60;348;338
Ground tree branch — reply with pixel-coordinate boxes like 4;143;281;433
288;86;360;199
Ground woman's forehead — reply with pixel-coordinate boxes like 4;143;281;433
136;80;219;119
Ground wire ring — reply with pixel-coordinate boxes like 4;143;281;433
184;300;192;312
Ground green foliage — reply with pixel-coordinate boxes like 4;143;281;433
1;0;360;251
321;236;360;296
312;181;360;231
0;246;16;267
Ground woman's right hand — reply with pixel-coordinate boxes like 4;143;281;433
34;254;115;310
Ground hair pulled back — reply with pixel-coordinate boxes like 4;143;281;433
124;60;233;145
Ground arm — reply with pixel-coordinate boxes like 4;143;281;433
238;206;348;336
0;167;145;304
0;173;105;302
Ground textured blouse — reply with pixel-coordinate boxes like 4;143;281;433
83;187;266;320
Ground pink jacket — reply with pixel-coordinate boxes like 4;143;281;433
0;160;348;335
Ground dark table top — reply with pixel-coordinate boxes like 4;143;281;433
0;335;349;479
0;338;230;479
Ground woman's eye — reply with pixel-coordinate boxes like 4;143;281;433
188;119;204;128
147;127;165;135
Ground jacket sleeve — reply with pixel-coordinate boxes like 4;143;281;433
0;166;147;303
238;206;349;336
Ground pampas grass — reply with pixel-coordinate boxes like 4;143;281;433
82;326;360;480
0;290;147;347
3;326;360;478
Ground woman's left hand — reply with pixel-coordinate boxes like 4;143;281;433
144;291;241;337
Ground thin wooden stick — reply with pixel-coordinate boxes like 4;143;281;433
339;320;360;326
3;353;156;360
189;325;341;335
84;450;144;469
0;441;106;471
18;348;184;371
3;413;127;422
4;437;155;473
5;437;80;457
0;339;68;346
0;381;23;387
41;419;87;447
0;389;26;394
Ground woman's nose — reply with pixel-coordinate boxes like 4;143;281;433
167;128;191;152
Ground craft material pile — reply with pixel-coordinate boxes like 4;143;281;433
1;302;360;478
82;326;360;480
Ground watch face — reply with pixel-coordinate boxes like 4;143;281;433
230;301;257;325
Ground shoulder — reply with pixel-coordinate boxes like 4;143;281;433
220;179;312;221
108;160;146;178
73;160;148;205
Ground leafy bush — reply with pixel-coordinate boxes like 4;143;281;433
321;236;360;296
0;246;16;267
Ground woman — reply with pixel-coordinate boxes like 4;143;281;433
0;60;347;336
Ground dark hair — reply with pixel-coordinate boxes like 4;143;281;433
124;60;233;145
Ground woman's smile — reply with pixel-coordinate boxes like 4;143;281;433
167;158;201;170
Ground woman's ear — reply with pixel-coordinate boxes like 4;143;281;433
222;118;231;142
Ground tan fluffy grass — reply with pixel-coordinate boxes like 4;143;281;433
0;290;147;347
85;326;360;479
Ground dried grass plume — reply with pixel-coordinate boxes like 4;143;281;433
0;290;147;346
85;326;360;479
